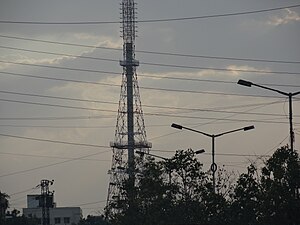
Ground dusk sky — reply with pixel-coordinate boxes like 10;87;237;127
0;0;300;216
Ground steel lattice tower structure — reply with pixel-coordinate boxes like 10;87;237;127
106;0;151;213
38;179;54;225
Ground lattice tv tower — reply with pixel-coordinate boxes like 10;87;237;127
106;0;151;212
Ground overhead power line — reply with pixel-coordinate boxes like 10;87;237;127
1;54;300;76
1;90;298;117
0;124;115;129
139;74;300;88
71;200;107;207
0;45;118;63
0;151;110;162
0;97;287;116
0;98;296;124
0;72;289;99
0;150;109;178
9;187;39;196
1;71;299;90
0;133;110;149
0;60;120;75
0;115;115;121
0;4;299;24
0;98;117;113
0;99;289;121
1;34;299;65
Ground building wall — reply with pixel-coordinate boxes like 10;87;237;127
27;195;41;208
23;207;82;225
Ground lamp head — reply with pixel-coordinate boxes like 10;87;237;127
243;125;255;131
171;123;183;130
194;149;205;154
238;79;252;87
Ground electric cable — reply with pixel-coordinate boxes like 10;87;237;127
0;115;115;121
0;4;299;24
1;34;300;65
9;187;39;196
0;151;110;162
1;90;297;117
1;71;299;95
1;58;300;76
1;98;298;124
0;133;110;149
0;150;110;178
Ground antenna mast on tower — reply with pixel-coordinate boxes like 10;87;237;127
106;0;151;215
38;179;54;225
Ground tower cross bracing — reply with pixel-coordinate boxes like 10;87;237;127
106;0;151;214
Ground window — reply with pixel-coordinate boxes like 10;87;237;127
64;217;70;224
55;217;61;224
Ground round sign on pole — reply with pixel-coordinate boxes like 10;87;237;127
210;163;217;172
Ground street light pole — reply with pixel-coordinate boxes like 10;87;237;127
136;149;205;184
211;135;216;192
171;123;254;193
238;79;300;151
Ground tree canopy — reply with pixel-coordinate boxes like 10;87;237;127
105;146;300;225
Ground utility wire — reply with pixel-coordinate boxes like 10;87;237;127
70;200;107;207
9;187;39;196
0;125;115;129
0;98;296;123
0;151;110;162
0;60;120;75
137;4;300;23
1;71;299;91
140;61;300;75
0;99;296;123
0;115;115;121
1;90;298;117
1;34;300;65
148;97;296;141
139;74;300;88
0;133;110;149
0;71;297;100
1;93;298;123
0;100;289;121
1;55;300;76
0;4;299;24
0;98;117;113
1;45;300;88
0;150;110;178
0;76;288;110
0;45;118;63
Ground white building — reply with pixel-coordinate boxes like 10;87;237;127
23;195;82;225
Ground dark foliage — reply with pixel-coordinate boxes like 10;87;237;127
100;146;300;225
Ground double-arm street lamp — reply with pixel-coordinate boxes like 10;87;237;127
238;79;300;151
136;149;205;183
171;123;255;193
136;149;205;161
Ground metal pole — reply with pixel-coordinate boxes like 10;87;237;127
211;136;217;193
238;79;299;152
289;94;294;151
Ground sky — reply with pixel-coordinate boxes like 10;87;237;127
0;0;300;217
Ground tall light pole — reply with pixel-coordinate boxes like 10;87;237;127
171;123;254;193
238;79;300;151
